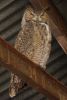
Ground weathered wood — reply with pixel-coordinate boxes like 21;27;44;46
30;0;67;54
0;37;67;100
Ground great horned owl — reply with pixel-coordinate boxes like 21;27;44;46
9;6;52;97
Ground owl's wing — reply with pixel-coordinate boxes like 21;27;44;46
9;72;24;97
9;8;34;97
9;32;26;98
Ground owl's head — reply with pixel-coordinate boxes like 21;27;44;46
24;6;48;23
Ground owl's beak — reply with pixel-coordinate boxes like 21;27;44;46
32;16;37;21
32;16;41;22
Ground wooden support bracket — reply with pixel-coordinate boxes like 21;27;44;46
0;37;67;100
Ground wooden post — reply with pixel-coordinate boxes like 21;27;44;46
30;0;67;54
0;37;67;100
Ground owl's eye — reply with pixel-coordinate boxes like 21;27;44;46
40;12;44;16
30;12;34;16
25;12;34;21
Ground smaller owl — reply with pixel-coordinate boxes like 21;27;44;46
9;5;52;97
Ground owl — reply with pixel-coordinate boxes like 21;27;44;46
9;5;52;97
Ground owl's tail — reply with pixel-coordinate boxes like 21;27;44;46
9;73;24;98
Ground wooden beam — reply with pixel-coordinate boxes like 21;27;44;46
0;37;67;100
30;0;67;54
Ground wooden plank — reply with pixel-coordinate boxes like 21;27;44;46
30;0;67;54
0;37;67;100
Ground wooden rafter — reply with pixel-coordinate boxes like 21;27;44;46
0;37;67;100
30;0;67;54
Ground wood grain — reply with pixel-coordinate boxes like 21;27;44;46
0;37;67;99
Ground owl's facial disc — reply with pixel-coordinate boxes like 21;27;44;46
24;6;48;24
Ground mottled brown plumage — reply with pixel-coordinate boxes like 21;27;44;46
9;6;52;97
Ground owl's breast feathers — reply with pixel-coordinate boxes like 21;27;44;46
15;17;51;68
